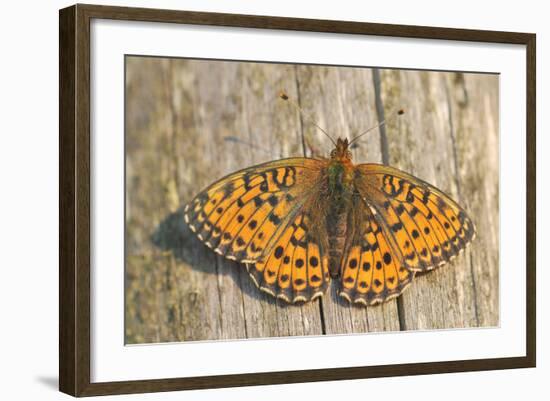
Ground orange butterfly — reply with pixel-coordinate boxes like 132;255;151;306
184;96;475;306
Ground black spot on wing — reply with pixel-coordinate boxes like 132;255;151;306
269;213;281;225
274;246;284;259
267;194;279;207
392;222;403;232
396;204;406;215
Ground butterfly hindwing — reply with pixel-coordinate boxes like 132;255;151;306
246;210;331;303
354;164;476;273
339;194;415;305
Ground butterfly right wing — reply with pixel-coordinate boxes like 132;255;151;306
355;164;476;273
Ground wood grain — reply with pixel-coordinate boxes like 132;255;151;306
124;57;499;343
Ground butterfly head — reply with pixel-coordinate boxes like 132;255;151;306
330;138;353;162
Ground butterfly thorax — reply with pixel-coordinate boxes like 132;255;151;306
326;138;355;278
327;138;355;196
327;160;354;203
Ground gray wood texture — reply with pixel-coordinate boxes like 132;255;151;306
124;57;499;343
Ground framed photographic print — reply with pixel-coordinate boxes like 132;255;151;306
59;4;536;397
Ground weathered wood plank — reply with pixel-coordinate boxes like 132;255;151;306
377;70;498;329
211;61;325;339
293;65;400;334
126;58;226;342
125;58;499;343
126;58;327;343
447;73;499;327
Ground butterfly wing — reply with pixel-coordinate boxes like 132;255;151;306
184;157;331;303
339;163;475;305
354;164;476;273
339;193;416;305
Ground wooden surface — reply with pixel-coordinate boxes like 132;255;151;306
124;57;499;343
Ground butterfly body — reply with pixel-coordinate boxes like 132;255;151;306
325;139;355;277
184;136;475;305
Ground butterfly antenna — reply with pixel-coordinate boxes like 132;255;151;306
349;108;405;146
279;91;337;146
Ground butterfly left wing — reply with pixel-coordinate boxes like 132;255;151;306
184;157;331;303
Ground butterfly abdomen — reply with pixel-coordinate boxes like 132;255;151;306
326;204;349;278
326;161;354;278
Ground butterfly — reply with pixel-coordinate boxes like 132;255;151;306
184;97;475;306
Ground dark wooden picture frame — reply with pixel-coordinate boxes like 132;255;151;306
59;3;536;397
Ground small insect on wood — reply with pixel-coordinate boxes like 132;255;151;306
184;92;475;306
